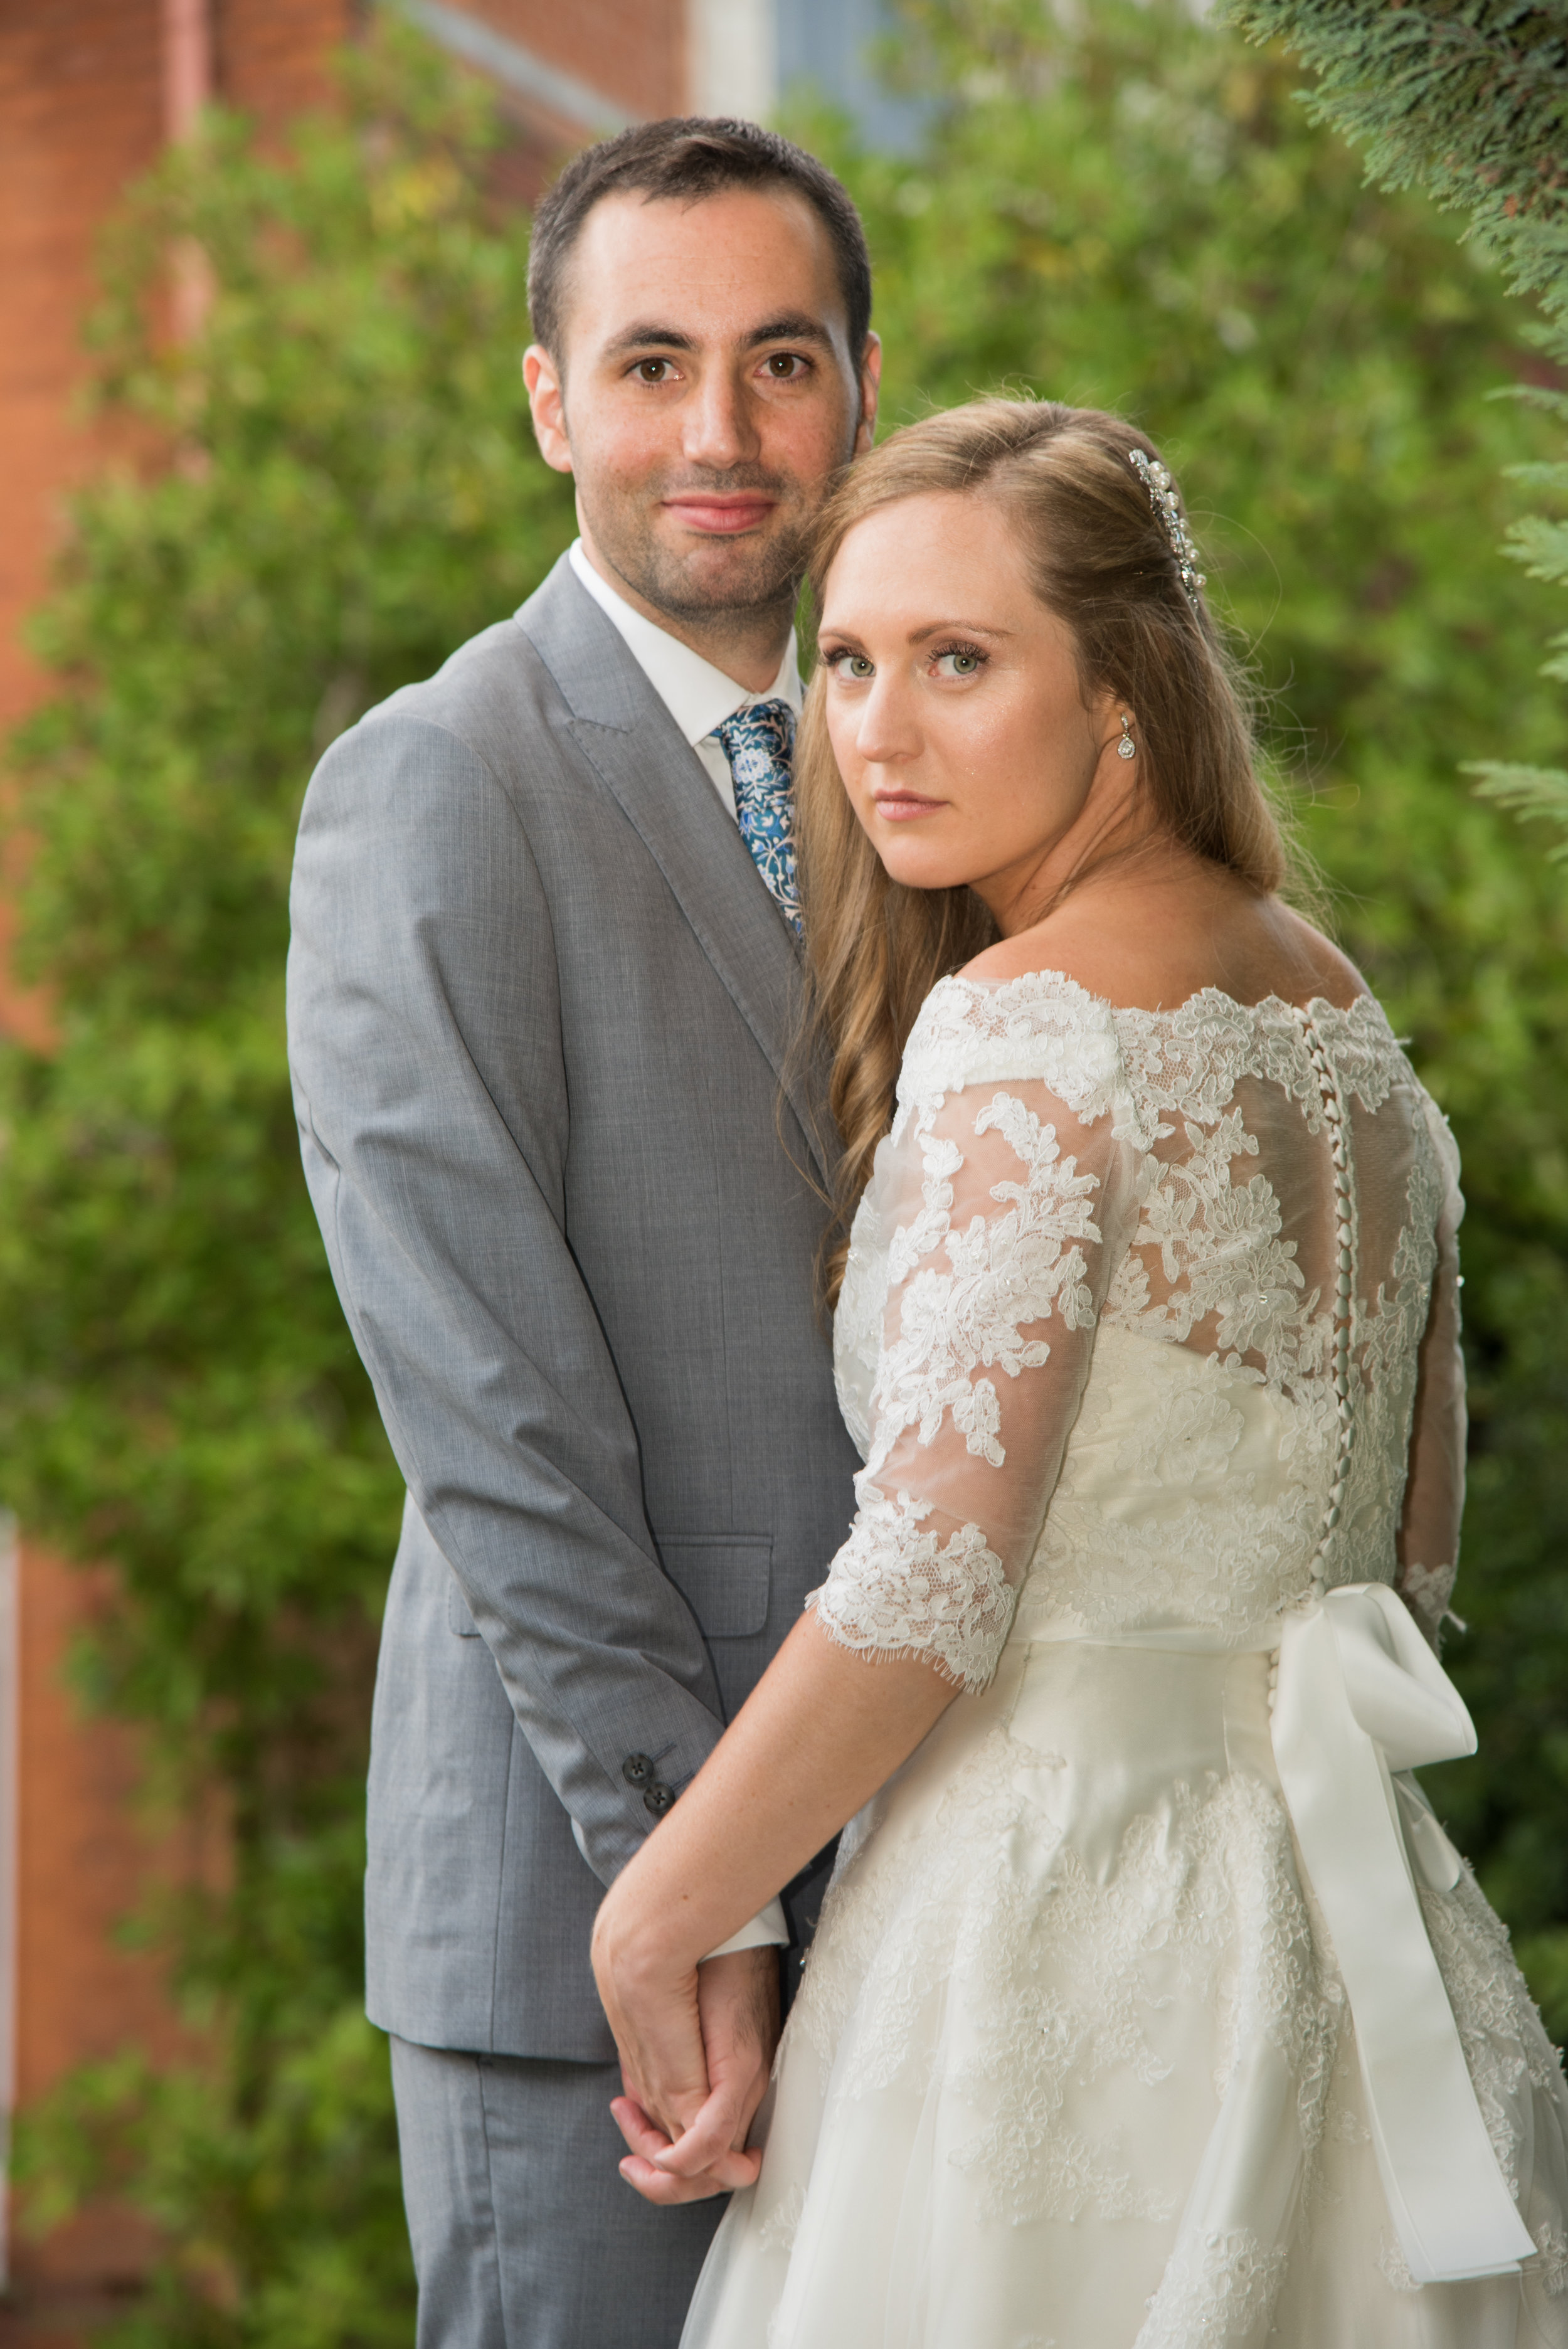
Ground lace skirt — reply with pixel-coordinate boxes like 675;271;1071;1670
680;1638;1568;2349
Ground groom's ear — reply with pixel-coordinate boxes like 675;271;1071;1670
855;334;883;457
524;345;573;475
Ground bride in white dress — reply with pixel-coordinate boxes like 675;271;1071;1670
591;398;1568;2346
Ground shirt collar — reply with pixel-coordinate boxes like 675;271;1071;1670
568;539;801;748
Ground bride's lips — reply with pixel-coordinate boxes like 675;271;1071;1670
662;493;777;535
873;790;947;823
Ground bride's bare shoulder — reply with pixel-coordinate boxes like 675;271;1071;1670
960;887;1368;1015
1258;902;1369;1011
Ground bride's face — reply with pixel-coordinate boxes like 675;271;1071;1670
817;489;1126;925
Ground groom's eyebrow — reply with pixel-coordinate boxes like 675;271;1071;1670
604;321;699;354
603;313;835;357
743;312;835;348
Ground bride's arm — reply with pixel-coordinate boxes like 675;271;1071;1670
1396;1103;1466;1650
593;1617;953;2196
594;1061;1135;2197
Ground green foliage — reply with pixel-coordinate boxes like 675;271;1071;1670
7;3;1568;2335
1;21;573;2340
15;2013;407;2349
1213;3;1567;252
1222;1;1568;849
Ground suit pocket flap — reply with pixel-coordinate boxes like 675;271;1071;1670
661;1535;772;1640
447;1572;482;1637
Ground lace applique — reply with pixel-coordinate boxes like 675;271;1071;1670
790;1721;1337;2237
1137;2227;1290;2347
869;1091;1101;1475
1338;1118;1443;1571
1109;1106;1321;1384
1011;1334;1333;1646
755;2183;804;2254
1114;1382;1246;1487
808;1492;1015;1692
1396;1559;1457;1650
1535;2222;1568;2297
1324;995;1404;1116
813;1061;1115;1691
1417;1867;1566;2188
1376;2233;1424;2294
894;971;1136;1135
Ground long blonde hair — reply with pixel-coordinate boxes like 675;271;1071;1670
796;397;1287;1307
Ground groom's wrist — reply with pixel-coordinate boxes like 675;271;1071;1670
701;1898;788;1962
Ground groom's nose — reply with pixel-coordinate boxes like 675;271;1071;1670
681;363;761;472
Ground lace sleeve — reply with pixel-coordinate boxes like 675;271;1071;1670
1396;1108;1466;1652
811;1063;1138;1692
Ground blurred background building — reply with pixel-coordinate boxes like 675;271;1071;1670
0;1;904;2337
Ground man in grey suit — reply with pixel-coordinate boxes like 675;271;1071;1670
286;117;881;2348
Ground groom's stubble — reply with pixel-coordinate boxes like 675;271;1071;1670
575;457;814;630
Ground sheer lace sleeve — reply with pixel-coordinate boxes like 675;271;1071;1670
812;987;1142;1691
1397;1099;1466;1651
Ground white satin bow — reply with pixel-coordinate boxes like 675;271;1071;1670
1272;1582;1537;2284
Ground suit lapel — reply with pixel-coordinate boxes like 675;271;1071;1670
516;559;831;1182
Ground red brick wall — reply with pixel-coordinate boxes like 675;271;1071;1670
464;0;687;122
0;0;351;764
0;0;164;748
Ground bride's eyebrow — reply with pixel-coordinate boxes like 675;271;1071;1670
908;619;1014;642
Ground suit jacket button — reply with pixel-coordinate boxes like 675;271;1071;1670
623;1754;654;1788
643;1783;674;1817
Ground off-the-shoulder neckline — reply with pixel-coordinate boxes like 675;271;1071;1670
933;966;1382;1027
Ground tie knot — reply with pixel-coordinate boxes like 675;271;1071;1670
715;699;797;767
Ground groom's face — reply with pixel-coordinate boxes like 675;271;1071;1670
525;187;879;628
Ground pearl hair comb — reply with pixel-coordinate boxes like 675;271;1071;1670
1128;447;1206;618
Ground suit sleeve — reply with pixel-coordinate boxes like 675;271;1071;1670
287;709;728;1884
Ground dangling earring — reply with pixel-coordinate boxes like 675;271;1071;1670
1116;712;1136;760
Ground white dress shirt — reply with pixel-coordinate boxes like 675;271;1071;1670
570;540;793;1961
569;540;802;822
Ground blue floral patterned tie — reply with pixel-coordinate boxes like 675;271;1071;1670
714;699;801;936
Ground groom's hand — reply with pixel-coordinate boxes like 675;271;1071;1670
611;1947;780;2204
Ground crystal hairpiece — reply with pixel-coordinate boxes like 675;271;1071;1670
1128;447;1206;617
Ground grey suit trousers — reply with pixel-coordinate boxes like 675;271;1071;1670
391;2038;722;2349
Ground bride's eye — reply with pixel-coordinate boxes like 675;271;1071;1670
932;645;985;679
825;650;875;679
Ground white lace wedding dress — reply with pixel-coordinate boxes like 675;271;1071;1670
681;971;1568;2349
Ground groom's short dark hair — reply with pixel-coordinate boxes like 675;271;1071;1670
528;118;873;361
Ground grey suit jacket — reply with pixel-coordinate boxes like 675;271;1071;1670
287;556;862;2061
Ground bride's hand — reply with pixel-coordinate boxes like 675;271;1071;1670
592;1922;778;2203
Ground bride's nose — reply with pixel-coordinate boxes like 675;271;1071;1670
852;674;922;766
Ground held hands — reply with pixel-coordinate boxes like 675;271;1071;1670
592;1926;781;2205
587;1619;956;2206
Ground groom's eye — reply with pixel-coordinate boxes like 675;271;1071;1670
763;352;809;378
633;358;677;383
